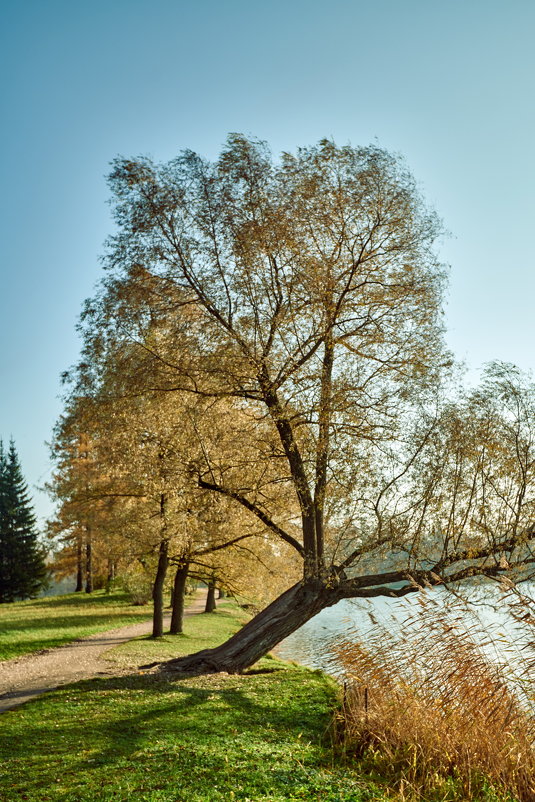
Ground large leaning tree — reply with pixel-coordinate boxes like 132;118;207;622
75;135;535;673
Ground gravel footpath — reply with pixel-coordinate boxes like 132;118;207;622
0;592;207;713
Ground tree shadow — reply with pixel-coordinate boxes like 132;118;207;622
0;669;333;800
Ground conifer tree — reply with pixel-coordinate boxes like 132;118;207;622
0;439;48;602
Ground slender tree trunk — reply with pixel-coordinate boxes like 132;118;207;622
152;538;169;638
169;561;189;635
218;588;226;599
152;491;170;638
75;533;83;592
85;527;93;594
164;580;342;675
204;578;217;613
105;559;116;593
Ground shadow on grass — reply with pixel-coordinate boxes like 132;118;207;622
0;669;333;792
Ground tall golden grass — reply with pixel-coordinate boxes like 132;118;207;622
328;587;535;801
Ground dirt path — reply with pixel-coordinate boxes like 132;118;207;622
0;592;207;713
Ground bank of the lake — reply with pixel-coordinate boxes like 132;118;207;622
278;590;534;802
0;596;520;801
0;599;382;801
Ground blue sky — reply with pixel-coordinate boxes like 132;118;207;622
1;0;534;523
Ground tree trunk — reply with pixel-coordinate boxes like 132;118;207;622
152;539;169;638
105;559;116;593
204;578;217;613
218;588;226;599
85;530;93;594
75;533;83;592
170;561;189;635
163;580;341;675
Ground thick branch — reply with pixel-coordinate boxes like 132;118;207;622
257;365;316;573
338;554;535;600
434;531;535;572
314;330;334;566
198;477;305;557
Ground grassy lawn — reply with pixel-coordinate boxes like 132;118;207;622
0;600;385;802
0;597;518;801
0;591;156;661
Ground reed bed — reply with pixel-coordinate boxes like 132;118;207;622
327;587;535;801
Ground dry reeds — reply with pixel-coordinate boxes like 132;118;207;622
328;588;535;801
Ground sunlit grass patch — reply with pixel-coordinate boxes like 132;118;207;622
0;591;154;661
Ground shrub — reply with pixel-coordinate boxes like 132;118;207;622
118;564;154;605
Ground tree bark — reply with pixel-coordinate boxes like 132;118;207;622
163;580;341;675
105;559;116;593
204;578;217;613
75;533;83;592
169;561;189;635
218;588;226;599
314;332;334;566
85;529;93;594
152;538;169;638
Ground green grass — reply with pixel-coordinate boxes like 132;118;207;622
0;601;383;802
0;597;517;801
0;666;384;801
0;591;155;661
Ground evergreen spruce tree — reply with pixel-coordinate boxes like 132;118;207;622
0;439;48;602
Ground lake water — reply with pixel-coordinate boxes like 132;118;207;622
276;595;423;671
276;587;535;680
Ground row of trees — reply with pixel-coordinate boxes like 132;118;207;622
47;389;294;636
0;440;48;602
48;135;535;672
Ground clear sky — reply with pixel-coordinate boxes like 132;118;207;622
1;0;534;524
